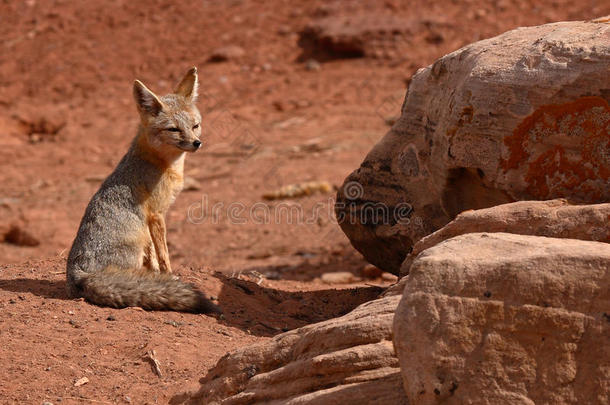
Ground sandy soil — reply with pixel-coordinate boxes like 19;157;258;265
0;0;607;403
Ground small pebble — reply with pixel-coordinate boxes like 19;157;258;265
362;264;383;279
305;59;321;71
321;271;358;284
381;272;398;282
207;45;245;62
74;376;89;387
69;319;82;328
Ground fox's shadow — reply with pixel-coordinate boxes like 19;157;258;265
0;278;68;300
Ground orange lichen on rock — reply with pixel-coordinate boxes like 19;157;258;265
501;96;610;201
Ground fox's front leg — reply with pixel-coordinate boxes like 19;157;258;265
142;237;160;273
148;213;172;273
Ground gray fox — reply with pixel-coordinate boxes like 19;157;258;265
66;67;220;314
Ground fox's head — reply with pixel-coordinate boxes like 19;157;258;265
133;67;202;154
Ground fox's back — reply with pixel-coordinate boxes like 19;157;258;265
67;151;154;283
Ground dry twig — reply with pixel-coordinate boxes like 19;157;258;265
144;349;163;377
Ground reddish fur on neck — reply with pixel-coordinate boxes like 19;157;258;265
134;127;182;169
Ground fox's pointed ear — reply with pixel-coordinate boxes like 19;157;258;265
174;67;198;103
133;80;164;116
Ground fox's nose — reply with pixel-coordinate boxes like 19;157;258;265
193;140;202;149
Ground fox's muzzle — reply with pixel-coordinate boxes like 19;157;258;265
177;139;201;152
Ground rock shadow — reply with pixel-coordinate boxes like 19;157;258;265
214;273;382;337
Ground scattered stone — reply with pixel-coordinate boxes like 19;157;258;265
273;99;313;112
246;251;272;260
361;264;383;279
68;319;82;328
294;250;316;258
289;138;331;154
425;32;444;44
207;45;245;62
0;197;20;208
263;180;333;200
277;25;291;36
273;116;306;129
271;100;287;111
74;376;89;387
304;58;321;71
19;115;65;143
294;99;311;109
106;315;116;321
320;271;358;284
182;176;201;191
383;115;399;126
3;224;40;247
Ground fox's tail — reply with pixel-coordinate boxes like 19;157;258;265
74;268;221;314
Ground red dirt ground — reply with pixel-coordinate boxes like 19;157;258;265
0;1;607;403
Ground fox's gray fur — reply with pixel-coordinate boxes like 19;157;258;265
66;67;220;314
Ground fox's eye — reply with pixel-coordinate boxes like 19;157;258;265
166;127;181;132
193;123;200;130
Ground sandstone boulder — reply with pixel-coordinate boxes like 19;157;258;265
401;199;610;276
182;295;406;404
336;19;610;274
207;45;246;63
394;232;610;404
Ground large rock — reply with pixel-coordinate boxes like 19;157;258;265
393;232;610;404
401;199;610;276
335;18;610;274
181;295;406;404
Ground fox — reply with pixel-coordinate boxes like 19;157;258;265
66;67;220;314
